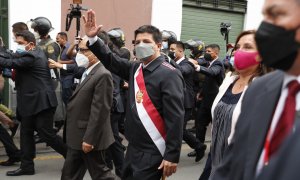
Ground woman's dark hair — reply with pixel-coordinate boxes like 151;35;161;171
234;30;273;83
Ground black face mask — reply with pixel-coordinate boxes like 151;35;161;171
204;53;213;61
255;21;300;71
168;51;176;60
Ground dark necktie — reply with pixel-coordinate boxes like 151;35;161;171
269;80;300;157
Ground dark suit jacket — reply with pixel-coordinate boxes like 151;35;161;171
255;121;300;180
0;48;57;117
88;39;185;163
66;62;114;150
65;63;85;79
200;59;224;108
173;58;195;109
211;70;284;180
112;73;124;113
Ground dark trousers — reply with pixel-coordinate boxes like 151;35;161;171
20;108;67;170
183;108;201;149
61;148;116;180
199;152;212;180
107;112;125;177
196;106;212;143
61;77;74;106
122;145;163;180
0;124;21;159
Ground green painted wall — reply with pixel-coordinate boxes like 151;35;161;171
0;0;9;106
181;6;244;59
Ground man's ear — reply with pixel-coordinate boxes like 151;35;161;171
157;43;162;50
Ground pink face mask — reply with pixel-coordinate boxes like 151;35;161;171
234;50;260;70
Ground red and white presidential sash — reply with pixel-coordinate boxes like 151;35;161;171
134;64;166;156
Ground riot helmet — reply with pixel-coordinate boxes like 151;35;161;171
161;30;177;50
107;28;125;48
185;38;205;59
30;17;54;37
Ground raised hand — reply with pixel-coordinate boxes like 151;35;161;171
83;9;103;38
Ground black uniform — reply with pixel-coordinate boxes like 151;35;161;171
173;58;205;152
0;47;67;172
88;38;185;180
196;59;224;143
38;36;64;125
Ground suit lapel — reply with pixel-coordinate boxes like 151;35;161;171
244;71;284;180
70;63;100;99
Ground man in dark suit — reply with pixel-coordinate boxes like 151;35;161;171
0;30;67;176
256;121;300;180
61;37;116;180
211;0;300;180
191;44;224;145
170;41;207;162
84;10;185;179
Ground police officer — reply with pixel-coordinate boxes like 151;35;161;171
96;29;125;177
184;38;208;158
161;30;177;56
107;28;130;135
30;17;61;79
107;28;131;60
30;17;64;136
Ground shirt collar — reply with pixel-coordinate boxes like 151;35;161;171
142;55;164;72
85;61;100;75
176;56;185;64
282;72;300;90
142;58;155;68
209;56;218;67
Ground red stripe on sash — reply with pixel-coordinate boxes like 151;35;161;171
136;67;167;139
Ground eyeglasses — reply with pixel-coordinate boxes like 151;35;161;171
78;48;90;53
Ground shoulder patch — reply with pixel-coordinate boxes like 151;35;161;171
47;45;55;54
162;62;176;70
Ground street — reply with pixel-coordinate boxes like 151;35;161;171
0;122;211;180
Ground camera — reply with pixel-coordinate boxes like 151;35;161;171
220;22;232;51
220;22;232;36
65;0;87;36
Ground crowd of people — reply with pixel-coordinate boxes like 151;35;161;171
0;0;299;179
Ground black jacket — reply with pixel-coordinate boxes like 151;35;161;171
199;59;224;108
173;58;195;109
0;48;57;117
88;38;185;163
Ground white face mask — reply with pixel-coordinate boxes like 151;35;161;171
162;41;168;50
33;31;40;40
75;53;90;68
16;44;29;53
